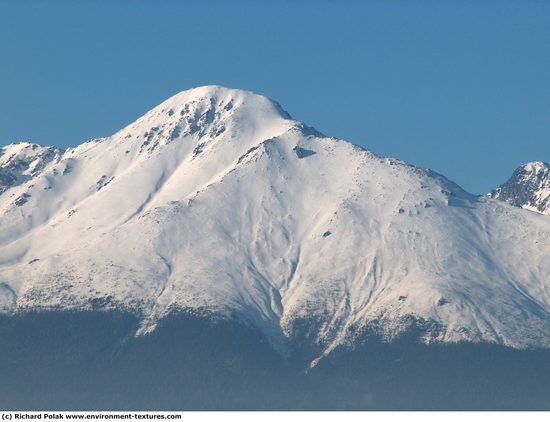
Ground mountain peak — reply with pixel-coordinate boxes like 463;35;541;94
111;86;294;157
0;142;63;194
488;161;550;214
522;161;550;174
144;85;291;124
166;85;291;118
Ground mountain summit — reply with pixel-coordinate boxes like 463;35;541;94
489;161;550;215
1;86;550;365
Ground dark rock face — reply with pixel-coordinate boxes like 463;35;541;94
489;162;550;214
1;311;550;410
292;145;316;159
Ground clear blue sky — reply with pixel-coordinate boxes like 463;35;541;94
1;0;549;194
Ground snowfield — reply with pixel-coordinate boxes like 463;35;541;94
1;86;550;363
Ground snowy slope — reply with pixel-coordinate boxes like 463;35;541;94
1;86;550;362
489;162;550;215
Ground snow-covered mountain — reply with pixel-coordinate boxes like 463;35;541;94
0;143;62;195
1;86;550;364
489;161;550;215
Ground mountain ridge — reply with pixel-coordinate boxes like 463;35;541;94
1;86;550;365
